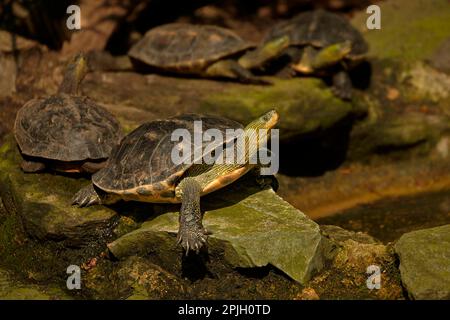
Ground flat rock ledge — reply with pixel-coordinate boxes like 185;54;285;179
108;179;332;285
395;224;450;299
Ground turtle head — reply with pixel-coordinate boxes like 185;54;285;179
245;109;279;132
238;36;290;70
293;40;353;73
58;53;90;95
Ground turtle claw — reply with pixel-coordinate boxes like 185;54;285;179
177;226;208;255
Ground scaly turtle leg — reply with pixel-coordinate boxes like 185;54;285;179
72;184;119;207
205;59;270;85
21;160;46;173
331;70;353;100
175;177;207;255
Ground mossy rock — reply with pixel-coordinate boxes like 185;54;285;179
83;73;353;140
0;268;71;300
108;176;333;285
395;224;450;299
199;78;353;140
352;0;450;63
0;137;118;247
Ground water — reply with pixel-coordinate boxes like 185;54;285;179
316;190;450;243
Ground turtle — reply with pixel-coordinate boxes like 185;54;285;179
14;53;123;173
127;23;289;84
72;110;279;253
247;10;368;99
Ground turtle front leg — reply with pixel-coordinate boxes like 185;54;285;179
21;160;46;173
205;59;270;85
175;177;207;254
332;70;353;100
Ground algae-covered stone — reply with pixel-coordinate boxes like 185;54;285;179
427;37;450;74
395;224;450;299
108;177;331;284
83;73;353;140
352;0;450;62
0;268;71;300
0;137;117;246
200;78;353;140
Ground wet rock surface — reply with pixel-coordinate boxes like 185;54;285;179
395;225;450;300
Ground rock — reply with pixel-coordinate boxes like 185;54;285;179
60;0;128;57
403;62;450;102
0;30;39;53
83;256;189;299
294;287;320;300
348;0;450;159
0;138;118;247
395;224;450;299
307;227;404;300
82;72;354;139
427;37;450;74
0;30;43;98
321;225;379;244
0;53;17;98
116;256;189;300
352;0;450;62
0;268;71;300
108;175;332;284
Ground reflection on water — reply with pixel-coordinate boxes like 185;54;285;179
316;190;450;243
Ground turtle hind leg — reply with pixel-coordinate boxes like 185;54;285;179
205;59;270;85
176;177;207;255
21;160;46;173
72;184;101;207
331;70;353;100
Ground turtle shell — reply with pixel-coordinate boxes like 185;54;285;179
264;10;368;60
92;114;244;201
14;94;122;162
128;23;253;74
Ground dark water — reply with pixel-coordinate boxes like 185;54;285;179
316;190;450;243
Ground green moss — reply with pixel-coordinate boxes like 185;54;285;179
0;268;72;300
200;78;353;138
352;0;450;62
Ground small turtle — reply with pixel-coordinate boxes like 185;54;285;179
128;23;289;84
72;110;279;253
14;53;123;173
249;10;368;99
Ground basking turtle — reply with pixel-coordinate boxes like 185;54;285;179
72;110;279;253
250;10;368;99
128;23;288;84
14;53;123;173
